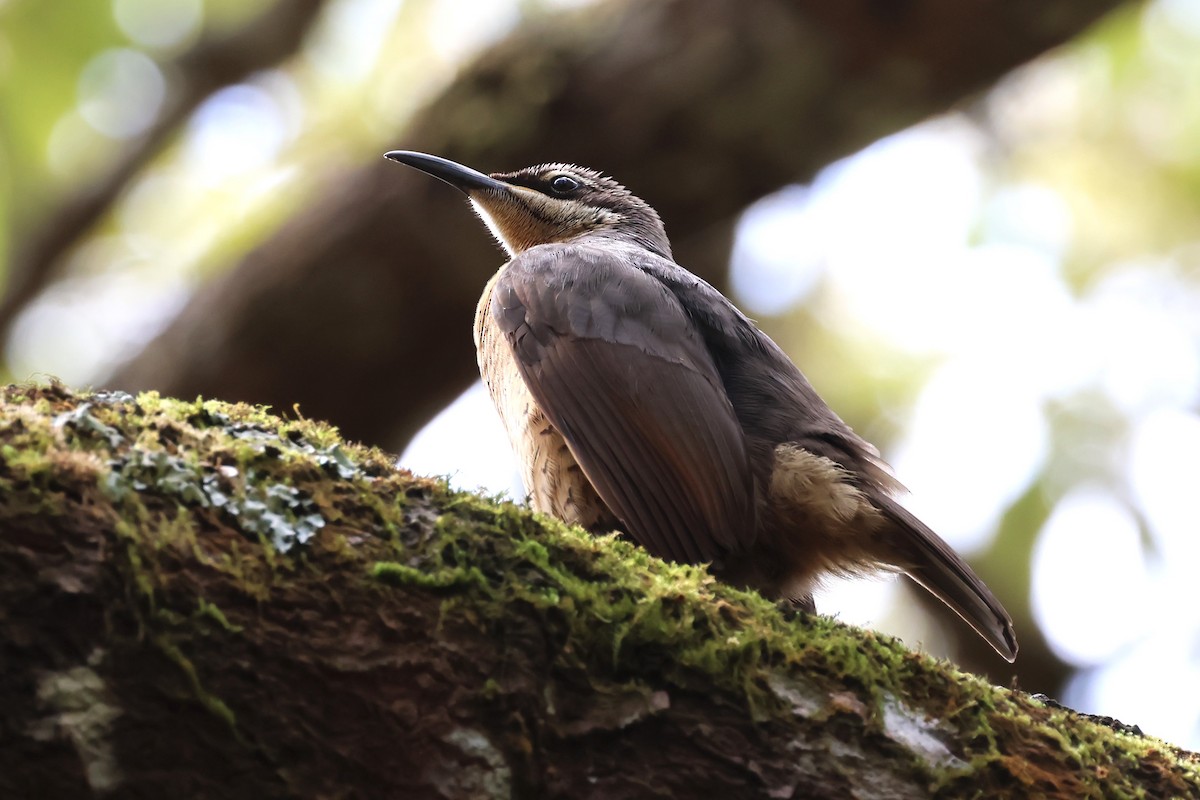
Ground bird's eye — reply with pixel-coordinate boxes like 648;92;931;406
549;175;580;194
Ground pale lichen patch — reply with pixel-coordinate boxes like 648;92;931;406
881;692;965;771
766;672;823;719
433;728;513;799
554;685;671;737
27;651;124;793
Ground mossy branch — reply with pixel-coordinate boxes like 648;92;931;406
1;383;1196;799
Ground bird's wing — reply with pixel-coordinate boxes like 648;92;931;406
492;244;755;564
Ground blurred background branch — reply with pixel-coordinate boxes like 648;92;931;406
0;0;325;347
107;0;1126;450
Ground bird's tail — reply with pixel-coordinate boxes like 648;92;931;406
875;495;1018;662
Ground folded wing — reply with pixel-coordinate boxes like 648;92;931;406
492;244;755;564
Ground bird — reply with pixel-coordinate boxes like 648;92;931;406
384;150;1018;662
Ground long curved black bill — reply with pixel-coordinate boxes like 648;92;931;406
383;151;508;194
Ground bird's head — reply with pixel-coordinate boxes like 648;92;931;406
384;151;671;259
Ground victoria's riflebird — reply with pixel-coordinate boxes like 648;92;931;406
385;150;1017;661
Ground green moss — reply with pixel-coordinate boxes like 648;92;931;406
153;634;240;737
195;598;241;633
370;560;483;590
114;519;158;610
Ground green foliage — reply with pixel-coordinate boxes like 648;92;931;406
0;2;123;204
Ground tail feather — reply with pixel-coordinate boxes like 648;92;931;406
875;495;1018;662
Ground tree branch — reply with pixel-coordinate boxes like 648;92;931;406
2;382;1195;799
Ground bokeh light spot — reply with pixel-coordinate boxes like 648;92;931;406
1032;489;1150;666
400;382;523;498
77;48;165;139
113;0;203;50
182;82;294;182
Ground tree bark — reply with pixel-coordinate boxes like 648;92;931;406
3;383;1195;800
109;0;1130;452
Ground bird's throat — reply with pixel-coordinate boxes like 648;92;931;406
469;190;621;256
